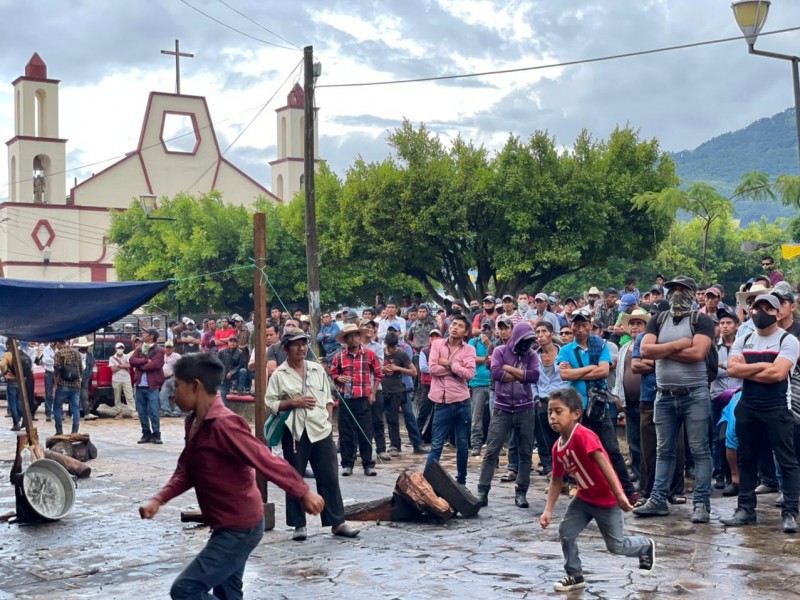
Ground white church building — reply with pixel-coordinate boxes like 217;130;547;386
0;53;316;282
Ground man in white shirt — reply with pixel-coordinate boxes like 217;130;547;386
109;342;135;419
378;300;406;343
160;341;182;417
39;342;56;422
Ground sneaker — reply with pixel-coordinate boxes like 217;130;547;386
783;514;798;533
137;434;152;444
714;475;726;490
755;484;778;494
639;539;656;571
388;447;400;455
471;448;481;457
722;483;739;497
720;508;757;527
292;526;307;541
341;466;353;476
553;574;585;592
691;504;710;524
152;433;163;445
775;493;785;507
378;452;392;461
633;498;670;518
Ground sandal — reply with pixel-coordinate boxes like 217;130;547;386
669;495;687;505
500;471;517;482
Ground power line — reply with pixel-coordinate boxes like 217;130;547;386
318;26;800;89
177;0;300;51
215;0;301;49
181;58;303;194
6;211;115;237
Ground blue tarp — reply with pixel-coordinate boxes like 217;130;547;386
0;279;170;340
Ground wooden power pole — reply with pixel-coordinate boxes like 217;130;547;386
303;45;321;351
252;213;274;530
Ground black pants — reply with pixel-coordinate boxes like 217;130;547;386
384;391;405;451
283;430;345;528
371;390;387;454
533;400;558;474
640;402;684;498
338;396;374;469
736;402;800;517
582;409;634;496
416;386;434;443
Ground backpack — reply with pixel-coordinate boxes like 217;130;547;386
58;351;80;382
656;311;718;383
7;350;33;379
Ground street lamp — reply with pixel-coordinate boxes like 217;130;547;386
732;0;800;170
139;194;176;221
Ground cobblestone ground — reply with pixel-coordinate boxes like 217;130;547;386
1;408;800;599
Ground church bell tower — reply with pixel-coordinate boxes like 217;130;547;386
7;53;67;204
269;83;318;202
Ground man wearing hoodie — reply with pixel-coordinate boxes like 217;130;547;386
476;322;541;509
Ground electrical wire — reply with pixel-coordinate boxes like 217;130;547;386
215;0;301;49
181;58;303;194
177;0;300;51
6;210;117;236
317;25;800;88
5;214;113;246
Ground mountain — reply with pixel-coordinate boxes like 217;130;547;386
670;107;799;224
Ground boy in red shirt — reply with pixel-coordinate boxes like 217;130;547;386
540;387;655;592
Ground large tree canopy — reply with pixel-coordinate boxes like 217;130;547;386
327;120;678;302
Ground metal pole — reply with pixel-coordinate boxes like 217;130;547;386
792;58;800;171
303;45;321;352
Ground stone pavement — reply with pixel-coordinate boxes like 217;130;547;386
1;410;800;599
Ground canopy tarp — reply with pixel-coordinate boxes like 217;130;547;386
0;279;170;340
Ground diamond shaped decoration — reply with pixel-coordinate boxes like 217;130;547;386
31;219;56;251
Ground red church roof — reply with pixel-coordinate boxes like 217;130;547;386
286;83;305;109
25;53;48;80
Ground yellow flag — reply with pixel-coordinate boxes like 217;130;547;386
782;244;800;260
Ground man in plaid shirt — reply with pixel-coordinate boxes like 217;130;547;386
54;339;83;435
330;324;383;476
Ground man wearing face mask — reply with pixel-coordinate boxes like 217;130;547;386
109;342;135;419
634;276;715;524
476;322;540;508
722;294;800;532
472;295;498;336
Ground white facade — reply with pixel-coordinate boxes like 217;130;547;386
1;53;287;283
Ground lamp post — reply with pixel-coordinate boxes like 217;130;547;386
139;194;176;221
732;0;800;170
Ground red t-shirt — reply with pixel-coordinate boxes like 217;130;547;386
551;424;619;508
215;327;236;351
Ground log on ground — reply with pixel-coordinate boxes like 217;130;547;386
395;470;454;522
423;460;482;518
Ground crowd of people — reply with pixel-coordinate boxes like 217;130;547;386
5;255;800;594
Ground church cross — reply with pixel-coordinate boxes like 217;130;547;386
161;39;194;95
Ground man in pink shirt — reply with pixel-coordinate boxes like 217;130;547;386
425;314;477;484
139;353;324;598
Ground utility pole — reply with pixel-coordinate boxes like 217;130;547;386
303;45;320;351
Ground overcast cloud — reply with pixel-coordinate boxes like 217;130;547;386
1;0;800;201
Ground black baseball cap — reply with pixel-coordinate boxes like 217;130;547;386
664;275;698;293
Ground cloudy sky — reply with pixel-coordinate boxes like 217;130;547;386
1;0;799;202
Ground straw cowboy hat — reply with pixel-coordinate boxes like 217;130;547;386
73;336;93;348
735;283;772;310
620;309;651;330
335;323;361;344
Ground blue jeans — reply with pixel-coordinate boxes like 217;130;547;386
426;399;471;484
651;386;712;507
170;517;264;600
559;497;651;576
236;368;251;391
160;377;180;416
54;386;80;434
7;383;21;426
136;387;161;436
44;370;55;418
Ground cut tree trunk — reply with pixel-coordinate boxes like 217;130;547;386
395;470;454;522
423;460;482;518
43;450;91;478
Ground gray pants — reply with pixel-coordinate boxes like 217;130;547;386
470;386;491;448
559;497;650;576
478;409;535;494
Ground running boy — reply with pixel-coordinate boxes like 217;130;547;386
139;353;324;598
539;387;655;592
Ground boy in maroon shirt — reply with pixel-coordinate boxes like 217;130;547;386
540;387;655;592
139;353;324;599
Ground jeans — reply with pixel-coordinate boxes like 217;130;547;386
220;377;233;407
583;409;635;496
426;399;471;484
135;387;161;436
160;377;180;416
236;368;251;392
54;386;80;434
651;386;712;507
640;402;685;498
625;402;641;482
7;383;21;426
402;389;424;448
735;402;800;517
558;497;651;577
44;370;55;418
170;517;264;600
469;386;491;448
478;409;536;494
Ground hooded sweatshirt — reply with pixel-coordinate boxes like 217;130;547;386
490;322;540;413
